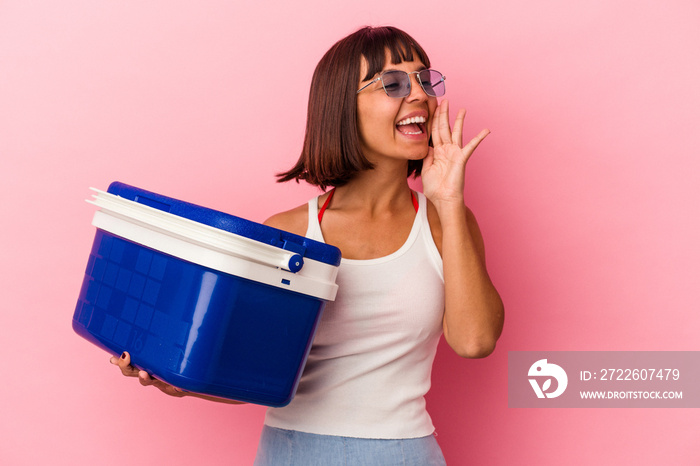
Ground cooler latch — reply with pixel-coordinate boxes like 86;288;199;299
280;240;306;273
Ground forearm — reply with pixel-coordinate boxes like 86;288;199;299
436;200;504;358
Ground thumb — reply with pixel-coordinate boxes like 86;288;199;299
111;351;139;377
422;147;435;171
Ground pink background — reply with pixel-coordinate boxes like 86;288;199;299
2;1;699;464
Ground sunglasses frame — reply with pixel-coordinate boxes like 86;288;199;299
356;69;446;98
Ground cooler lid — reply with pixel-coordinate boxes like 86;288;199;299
106;181;341;267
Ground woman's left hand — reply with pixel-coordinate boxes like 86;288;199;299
422;99;490;207
422;100;504;359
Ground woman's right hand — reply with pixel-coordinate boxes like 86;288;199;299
110;352;188;397
109;352;245;404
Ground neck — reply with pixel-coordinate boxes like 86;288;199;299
333;162;415;215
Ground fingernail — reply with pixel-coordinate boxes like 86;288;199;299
121;352;127;359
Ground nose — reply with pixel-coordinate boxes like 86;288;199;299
406;72;430;102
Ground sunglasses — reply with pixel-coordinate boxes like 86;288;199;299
357;69;446;98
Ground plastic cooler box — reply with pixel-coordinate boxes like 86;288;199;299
73;182;340;406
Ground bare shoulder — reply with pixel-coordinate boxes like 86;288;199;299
263;203;309;236
425;198;485;259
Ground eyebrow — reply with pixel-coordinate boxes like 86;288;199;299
360;61;429;84
381;63;428;73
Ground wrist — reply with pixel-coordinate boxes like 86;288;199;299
424;185;465;210
431;197;466;216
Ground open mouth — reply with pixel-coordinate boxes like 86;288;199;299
396;115;427;136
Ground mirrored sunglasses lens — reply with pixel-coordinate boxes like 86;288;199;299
382;71;411;97
419;70;445;97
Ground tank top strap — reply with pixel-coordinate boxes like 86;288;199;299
306;195;325;242
416;191;444;280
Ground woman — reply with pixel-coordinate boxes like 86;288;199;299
113;26;503;465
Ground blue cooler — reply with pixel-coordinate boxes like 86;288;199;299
73;182;341;407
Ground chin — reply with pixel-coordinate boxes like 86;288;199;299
406;148;430;160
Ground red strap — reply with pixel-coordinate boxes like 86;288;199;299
318;188;335;223
411;191;419;212
318;189;418;223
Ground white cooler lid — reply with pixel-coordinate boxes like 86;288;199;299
88;188;339;301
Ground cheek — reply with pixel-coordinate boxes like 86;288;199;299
358;104;398;144
357;114;380;144
425;101;438;136
429;100;438;118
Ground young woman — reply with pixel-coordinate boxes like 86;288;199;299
112;26;503;465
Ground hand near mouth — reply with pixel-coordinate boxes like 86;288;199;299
421;99;490;208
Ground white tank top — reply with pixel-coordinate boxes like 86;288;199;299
264;191;445;439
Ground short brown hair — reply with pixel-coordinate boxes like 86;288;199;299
276;26;432;190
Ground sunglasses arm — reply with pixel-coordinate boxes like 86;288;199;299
356;77;381;94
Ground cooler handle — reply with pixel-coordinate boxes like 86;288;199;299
88;189;305;273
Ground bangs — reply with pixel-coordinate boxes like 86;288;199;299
359;27;432;81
